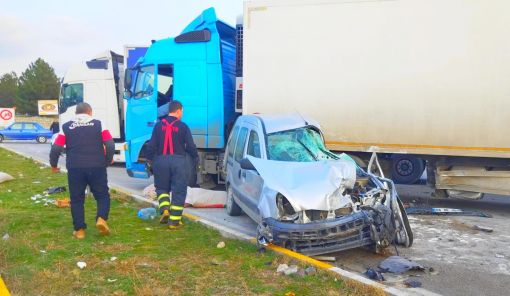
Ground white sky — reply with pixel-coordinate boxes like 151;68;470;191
0;0;244;77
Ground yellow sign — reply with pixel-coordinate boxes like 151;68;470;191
38;100;58;116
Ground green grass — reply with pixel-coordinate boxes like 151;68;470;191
0;148;383;296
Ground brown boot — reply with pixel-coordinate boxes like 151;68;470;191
73;229;85;239
96;217;110;236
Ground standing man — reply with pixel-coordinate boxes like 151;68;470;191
49;103;115;239
49;120;59;134
147;100;198;230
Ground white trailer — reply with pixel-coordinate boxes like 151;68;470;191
241;0;510;197
59;51;126;162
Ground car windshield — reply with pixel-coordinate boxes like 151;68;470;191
267;127;339;162
132;65;155;99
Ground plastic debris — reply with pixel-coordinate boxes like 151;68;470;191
404;279;422;288
406;207;492;218
40;250;47;254
495;254;505;259
44;186;67;195
77;262;87;269
277;264;289;274
0;172;15;184
305;267;317;275
284;265;299;275
110;257;118;261
2;233;9;241
32;181;41;184
312;256;336;262
364;268;385;281
217;241;226;249
379;256;425;274
137;208;157;220
145;227;153;231
472;225;493;233
107;278;117;283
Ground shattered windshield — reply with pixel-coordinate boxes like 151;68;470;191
267;127;339;162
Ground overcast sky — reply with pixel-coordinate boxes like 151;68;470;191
0;0;243;77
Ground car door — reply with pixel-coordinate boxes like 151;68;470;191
5;123;23;139
23;123;38;140
241;127;266;223
231;125;260;219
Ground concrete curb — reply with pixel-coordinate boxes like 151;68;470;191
1;145;441;296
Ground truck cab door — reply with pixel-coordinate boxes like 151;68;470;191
125;65;157;173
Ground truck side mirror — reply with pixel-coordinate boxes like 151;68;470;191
240;158;256;171
124;68;133;91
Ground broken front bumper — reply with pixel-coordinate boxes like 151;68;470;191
265;211;373;256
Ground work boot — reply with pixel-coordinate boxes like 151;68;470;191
160;209;170;224
73;229;85;239
96;217;110;236
168;220;184;230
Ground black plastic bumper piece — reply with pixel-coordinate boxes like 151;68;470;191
265;211;373;256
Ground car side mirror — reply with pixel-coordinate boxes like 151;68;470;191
240;158;256;171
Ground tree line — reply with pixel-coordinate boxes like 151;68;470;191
0;58;60;115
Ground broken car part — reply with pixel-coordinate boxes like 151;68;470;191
405;207;492;218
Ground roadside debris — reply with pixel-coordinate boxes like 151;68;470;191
312;256;336;262
107;278;117;283
277;264;289;274
143;184;227;207
217;241;226;249
137;208;157;220
0;172;14;184
44;186;67;195
472;225;493;233
76;261;87;269
304;267;317;275
379;256;425;274
110;257;118;261
55;198;70;208
406;207;492;218
2;233;9;241
364;268;385;281
404;279;422;288
495;254;505;259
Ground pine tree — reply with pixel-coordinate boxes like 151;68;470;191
16;58;60;115
0;72;19;108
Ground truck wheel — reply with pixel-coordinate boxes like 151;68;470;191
36;136;47;143
391;155;425;184
226;185;242;216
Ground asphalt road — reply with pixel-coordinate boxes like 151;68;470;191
2;141;510;296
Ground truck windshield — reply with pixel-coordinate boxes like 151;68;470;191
133;65;155;99
59;83;83;114
267;127;338;162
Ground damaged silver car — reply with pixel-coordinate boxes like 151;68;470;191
223;114;413;255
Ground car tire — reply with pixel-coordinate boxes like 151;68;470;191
394;198;413;247
226;185;242;216
391;155;425;184
36;136;47;144
0;135;4;143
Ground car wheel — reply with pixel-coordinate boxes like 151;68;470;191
391;155;425;184
36;136;47;143
394;198;413;247
0;135;4;143
226;185;242;216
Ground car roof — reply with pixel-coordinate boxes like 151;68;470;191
241;113;321;134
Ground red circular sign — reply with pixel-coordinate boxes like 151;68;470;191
0;109;13;120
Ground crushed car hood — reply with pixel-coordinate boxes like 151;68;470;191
248;156;356;212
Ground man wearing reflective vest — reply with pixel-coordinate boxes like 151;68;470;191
49;102;115;239
146;100;198;230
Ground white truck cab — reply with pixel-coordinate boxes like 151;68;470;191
59;51;126;162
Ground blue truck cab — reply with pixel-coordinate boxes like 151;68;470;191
124;8;237;180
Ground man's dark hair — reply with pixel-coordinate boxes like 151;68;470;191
169;100;183;113
75;102;92;114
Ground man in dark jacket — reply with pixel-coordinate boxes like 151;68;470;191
147;100;198;230
49;102;115;239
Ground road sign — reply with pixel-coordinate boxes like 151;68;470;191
0;108;15;127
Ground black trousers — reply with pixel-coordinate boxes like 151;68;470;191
153;155;187;225
68;167;110;231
